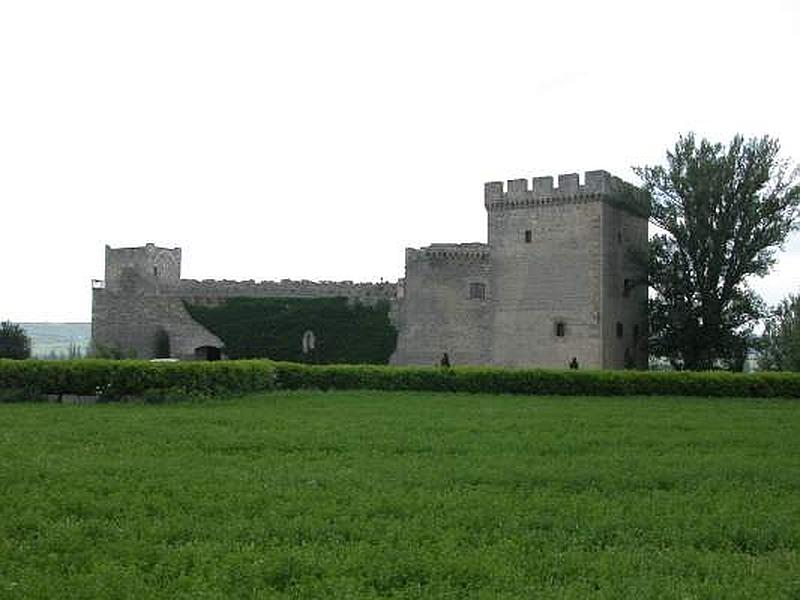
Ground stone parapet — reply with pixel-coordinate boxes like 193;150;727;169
173;278;398;301
406;243;490;262
484;170;648;216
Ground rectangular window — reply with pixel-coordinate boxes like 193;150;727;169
469;282;486;300
555;322;565;337
524;230;532;243
616;322;624;338
623;278;631;297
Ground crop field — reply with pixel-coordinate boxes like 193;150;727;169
1;392;799;598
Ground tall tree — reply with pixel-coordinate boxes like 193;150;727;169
759;294;800;371
0;320;32;359
636;134;800;370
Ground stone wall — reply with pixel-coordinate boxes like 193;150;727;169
104;244;182;294
487;194;604;368
600;202;649;368
174;279;396;303
92;244;400;359
390;243;491;366
91;290;223;359
396;169;649;369
91;169;648;367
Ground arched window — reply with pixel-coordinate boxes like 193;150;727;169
302;330;316;354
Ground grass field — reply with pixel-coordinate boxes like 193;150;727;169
1;392;799;598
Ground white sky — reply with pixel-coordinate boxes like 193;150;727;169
1;0;799;322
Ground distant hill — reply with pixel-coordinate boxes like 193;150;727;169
19;323;91;358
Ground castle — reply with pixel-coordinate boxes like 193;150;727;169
92;170;648;369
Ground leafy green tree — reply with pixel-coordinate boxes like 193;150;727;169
67;342;84;360
0;320;32;359
636;134;800;370
760;294;800;371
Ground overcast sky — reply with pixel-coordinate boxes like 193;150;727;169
1;0;798;322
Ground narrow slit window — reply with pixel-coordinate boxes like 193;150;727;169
524;229;532;243
469;282;486;300
555;322;565;337
616;322;624;338
153;266;158;277
623;278;631;297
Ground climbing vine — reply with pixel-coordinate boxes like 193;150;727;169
184;297;397;363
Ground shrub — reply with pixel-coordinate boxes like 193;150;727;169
0;321;31;360
271;363;800;398
0;359;277;399
2;360;800;401
760;294;800;371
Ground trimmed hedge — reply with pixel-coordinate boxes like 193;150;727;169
2;359;800;400
272;363;800;398
0;359;276;399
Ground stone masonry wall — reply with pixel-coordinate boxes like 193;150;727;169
390;243;491;366
92;169;647;367
91;290;223;359
93;244;400;359
600;203;649;368
487;195;604;368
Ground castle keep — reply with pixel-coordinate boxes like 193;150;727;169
92;170;648;368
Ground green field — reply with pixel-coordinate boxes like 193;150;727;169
1;392;798;598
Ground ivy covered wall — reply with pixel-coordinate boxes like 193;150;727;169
184;297;397;363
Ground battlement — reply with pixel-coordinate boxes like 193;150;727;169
174;278;398;302
406;243;490;262
484;170;646;213
98;244;398;301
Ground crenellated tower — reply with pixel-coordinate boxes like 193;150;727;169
395;170;648;369
92;171;647;368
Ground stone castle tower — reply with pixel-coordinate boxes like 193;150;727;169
92;170;648;368
92;244;224;358
391;170;648;369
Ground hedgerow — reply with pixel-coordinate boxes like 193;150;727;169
0;359;276;400
2;359;800;400
271;363;800;398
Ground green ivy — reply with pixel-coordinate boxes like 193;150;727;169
184;297;398;363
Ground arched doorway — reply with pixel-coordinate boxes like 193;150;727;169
194;345;222;361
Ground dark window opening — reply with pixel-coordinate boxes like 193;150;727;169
623;278;631;297
555;322;566;337
195;346;222;361
616;322;624;338
153;266;158;277
524;229;532;243
617;231;623;244
469;282;486;300
624;348;634;369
